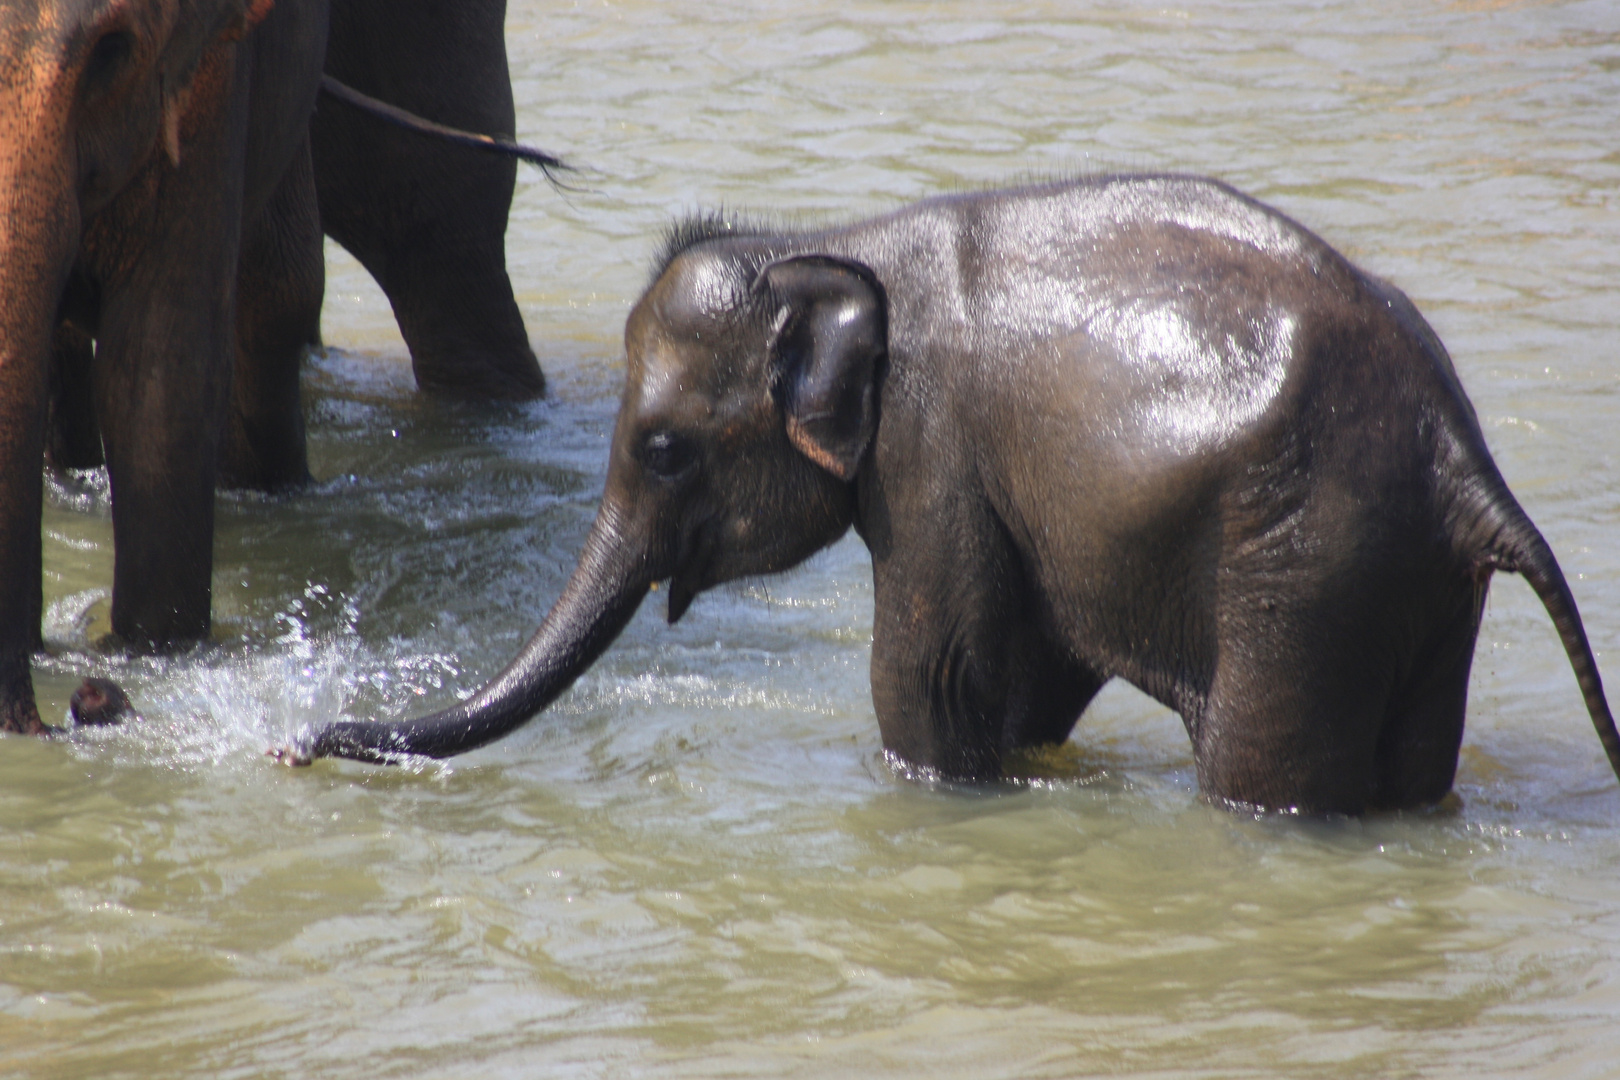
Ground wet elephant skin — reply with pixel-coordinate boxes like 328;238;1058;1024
0;0;327;734
312;0;545;400
303;176;1619;816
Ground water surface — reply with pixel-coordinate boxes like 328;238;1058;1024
7;2;1620;1076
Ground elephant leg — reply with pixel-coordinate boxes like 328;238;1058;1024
312;0;543;399
0;333;47;734
1192;605;1395;814
869;601;1005;780
1370;579;1486;809
224;135;320;490
868;499;1079;780
46;320;103;469
90;49;250;649
999;625;1106;754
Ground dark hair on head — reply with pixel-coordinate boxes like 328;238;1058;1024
649;210;775;285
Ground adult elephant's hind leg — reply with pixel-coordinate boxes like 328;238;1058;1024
313;0;543;400
224;136;320;490
1370;581;1486;810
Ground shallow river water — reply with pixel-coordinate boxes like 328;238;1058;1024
7;2;1620;1076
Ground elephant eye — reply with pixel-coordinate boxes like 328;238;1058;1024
641;431;697;480
82;30;135;96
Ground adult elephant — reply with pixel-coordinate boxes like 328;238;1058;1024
1;0;329;734
294;177;1620;816
46;0;554;490
311;0;546;399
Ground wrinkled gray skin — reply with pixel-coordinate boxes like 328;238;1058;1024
300;175;1620;815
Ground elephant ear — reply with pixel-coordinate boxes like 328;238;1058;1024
756;255;887;482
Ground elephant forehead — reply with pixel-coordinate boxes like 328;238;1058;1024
629;320;757;412
630;339;728;415
624;252;768;421
629;339;772;444
633;344;695;404
651;251;750;325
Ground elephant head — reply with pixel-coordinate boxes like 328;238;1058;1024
302;241;888;762
0;0;272;258
0;0;273;732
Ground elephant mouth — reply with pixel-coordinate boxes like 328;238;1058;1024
664;516;721;625
666;576;698;624
665;534;717;623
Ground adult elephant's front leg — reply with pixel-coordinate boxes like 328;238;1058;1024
0;302;50;734
95;277;235;646
0;110;75;733
88;54;251;649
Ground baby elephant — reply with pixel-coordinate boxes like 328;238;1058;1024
296;175;1619;814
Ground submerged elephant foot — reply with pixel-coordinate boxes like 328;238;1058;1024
0;702;48;736
70;678;135;726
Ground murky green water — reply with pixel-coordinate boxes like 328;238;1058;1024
7;2;1620;1076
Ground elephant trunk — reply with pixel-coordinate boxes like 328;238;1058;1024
0;71;79;733
306;499;652;763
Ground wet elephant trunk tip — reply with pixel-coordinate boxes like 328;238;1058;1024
286;510;651;764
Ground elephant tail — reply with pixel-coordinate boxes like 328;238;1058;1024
318;76;576;188
1462;471;1620;787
